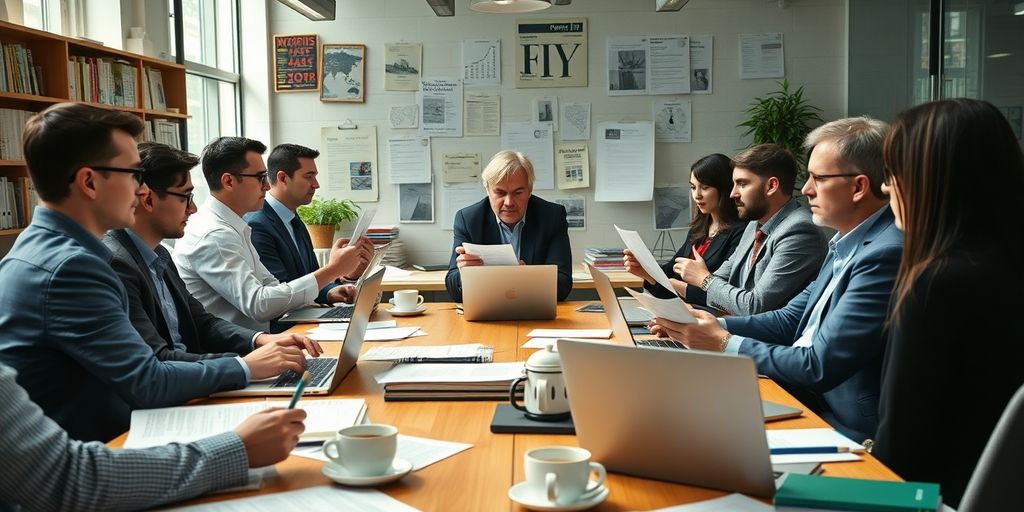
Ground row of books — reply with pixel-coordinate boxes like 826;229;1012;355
0;108;34;160
0;176;37;230
0;42;44;96
67;56;137;107
584;247;626;270
367;225;399;244
144;119;182;150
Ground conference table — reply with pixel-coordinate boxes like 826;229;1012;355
113;302;900;511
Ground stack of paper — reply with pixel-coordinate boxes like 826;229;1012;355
375;362;525;401
362;343;494;363
307;325;425;342
767;428;865;464
124;398;367;447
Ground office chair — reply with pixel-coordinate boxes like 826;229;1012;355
958;383;1024;512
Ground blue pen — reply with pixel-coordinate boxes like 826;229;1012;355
287;371;311;409
770;446;851;455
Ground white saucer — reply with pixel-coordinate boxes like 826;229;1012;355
507;480;609;511
386;305;427;317
321;458;413;487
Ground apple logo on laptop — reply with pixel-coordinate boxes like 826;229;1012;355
505;288;518;300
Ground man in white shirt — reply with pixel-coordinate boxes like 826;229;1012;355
173;137;372;331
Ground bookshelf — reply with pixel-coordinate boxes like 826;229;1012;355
0;20;187;239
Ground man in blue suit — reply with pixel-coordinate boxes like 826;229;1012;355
445;150;572;302
246;143;372;306
651;117;901;442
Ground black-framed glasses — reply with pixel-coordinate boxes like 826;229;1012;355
70;165;146;184
155;189;195;209
234;171;270;185
807;171;861;185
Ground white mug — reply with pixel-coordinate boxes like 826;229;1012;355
510;368;570;418
389;289;424;311
524;446;606;505
322;424;398;477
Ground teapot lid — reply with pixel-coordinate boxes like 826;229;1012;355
526;343;562;371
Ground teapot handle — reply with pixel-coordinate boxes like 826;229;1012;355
536;377;550;412
510;376;528;412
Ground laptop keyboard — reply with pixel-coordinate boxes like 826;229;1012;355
319;306;354;319
635;338;688;350
269;357;337;388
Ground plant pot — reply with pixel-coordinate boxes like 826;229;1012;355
306;224;336;248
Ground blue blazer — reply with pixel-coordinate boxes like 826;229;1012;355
246;201;337;305
725;209;903;441
446;196;573;302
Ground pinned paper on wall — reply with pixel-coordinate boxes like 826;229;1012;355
322;125;378;202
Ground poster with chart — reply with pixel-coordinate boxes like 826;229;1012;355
739;33;785;79
595;122;654;202
462;39;500;86
689;34;713;94
322;126;378;202
384;42;422;91
419;78;463;137
653;99;692;143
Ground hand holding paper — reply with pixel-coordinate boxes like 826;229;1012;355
624;287;696;324
347;207;377;245
615;225;677;295
461;242;519;266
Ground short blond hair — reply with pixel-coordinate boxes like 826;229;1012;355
481;150;534;190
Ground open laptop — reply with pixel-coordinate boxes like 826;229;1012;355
558;339;777;497
461;265;557;321
278;243;390;324
212;267;385;397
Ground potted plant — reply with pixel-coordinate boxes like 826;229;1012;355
296;198;360;248
738;79;823;191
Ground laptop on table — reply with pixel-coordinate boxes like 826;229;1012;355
212;267;385;397
278;243;390;324
461;265;557;321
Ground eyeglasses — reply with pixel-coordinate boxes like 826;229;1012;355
156;189;195;209
70;165;146;184
807;171;861;185
234;171;270;185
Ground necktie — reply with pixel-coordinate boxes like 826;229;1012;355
749;228;765;271
289;216;311;274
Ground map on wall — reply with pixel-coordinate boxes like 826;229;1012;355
321;44;366;103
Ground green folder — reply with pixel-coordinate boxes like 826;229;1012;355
774;474;941;512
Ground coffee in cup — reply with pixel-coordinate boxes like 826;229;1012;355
389;289;424;311
524;446;606;505
323;424;398;476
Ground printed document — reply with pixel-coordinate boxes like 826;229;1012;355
624;288;696;324
386;137;431;184
595;122;654;201
500;121;554;190
615;225;675;293
461;242;519;266
166;485;419;512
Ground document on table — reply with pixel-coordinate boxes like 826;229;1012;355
595;122;654;202
646;493;772;512
375;362;525;384
767;428;864;464
347;207;377;243
386;137;431;184
624;288;696;324
362;343;493;363
311;320;397;331
461;242;519;265
307;326;423;342
291;434;472;471
615;225;676;293
523;337;605;349
166;485;419;511
526;328;612;339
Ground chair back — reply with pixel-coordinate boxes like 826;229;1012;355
959;383;1024;511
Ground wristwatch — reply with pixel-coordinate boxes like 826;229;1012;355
700;274;717;292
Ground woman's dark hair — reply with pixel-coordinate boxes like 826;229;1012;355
687;153;739;244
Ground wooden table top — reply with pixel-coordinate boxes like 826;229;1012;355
111;302;899;511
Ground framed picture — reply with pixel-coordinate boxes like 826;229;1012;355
320;44;366;103
399;182;435;223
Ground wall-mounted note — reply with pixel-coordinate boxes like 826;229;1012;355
273;34;319;92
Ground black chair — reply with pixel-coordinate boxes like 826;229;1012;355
959;383;1024;511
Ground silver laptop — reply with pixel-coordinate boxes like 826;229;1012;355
461;265;557;321
212;267;384;397
557;339;777;497
278;243;390;324
618;297;655;326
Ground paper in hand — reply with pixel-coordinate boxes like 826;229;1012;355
615;225;678;296
625;287;696;324
461;242;519;266
346;207;377;245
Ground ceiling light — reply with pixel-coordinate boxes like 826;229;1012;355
470;0;552;14
276;0;335;21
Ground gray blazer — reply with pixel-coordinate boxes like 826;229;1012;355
705;199;826;315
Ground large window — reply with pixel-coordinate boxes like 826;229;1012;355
172;0;240;152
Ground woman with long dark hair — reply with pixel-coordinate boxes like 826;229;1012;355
873;98;1024;507
625;154;743;306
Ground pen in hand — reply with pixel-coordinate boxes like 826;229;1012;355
287;371;311;409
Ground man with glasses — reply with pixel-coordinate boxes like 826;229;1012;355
172;137;372;332
649;117;902;442
104;142;324;368
0;104;276;442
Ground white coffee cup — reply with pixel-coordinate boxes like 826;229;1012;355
322;424;398;477
524;446;606;505
389;289;424;311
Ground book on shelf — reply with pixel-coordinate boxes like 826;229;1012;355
0;107;33;160
412;263;449;272
67;57;137;107
774;473;941;512
145;119;182;149
376;362;524;402
0;42;44;95
144;67;167;111
0;176;33;229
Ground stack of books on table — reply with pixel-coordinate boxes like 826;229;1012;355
367;225;399;245
376;362;525;402
584;247;627;271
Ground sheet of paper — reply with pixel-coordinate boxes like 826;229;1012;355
649;34;690;95
166;485;419;512
384;265;413;278
291;434;472;472
688;34;713;94
375;362;525;384
524;337;606;349
442;181;485;230
362;343;491;362
770;452;861;464
307;326;421;342
461;242;519;266
500;121;554;190
625;288;696;324
595;122;654;202
464;90;500;136
526;329;612;339
323;126;378;202
653;99;692;143
551;196;585;231
739;32;784;79
615;225;676;294
384;42;422;91
386;137;431;184
347;207;377;243
607;35;648;96
462;39;500;86
532;96;558;131
398;182;434;223
555;143;589;189
442;152;481;183
559;102;591;141
419;78;463;137
388;104;419;129
209;466;276;495
646;493;772;512
310;320;396;332
766;428;865;451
